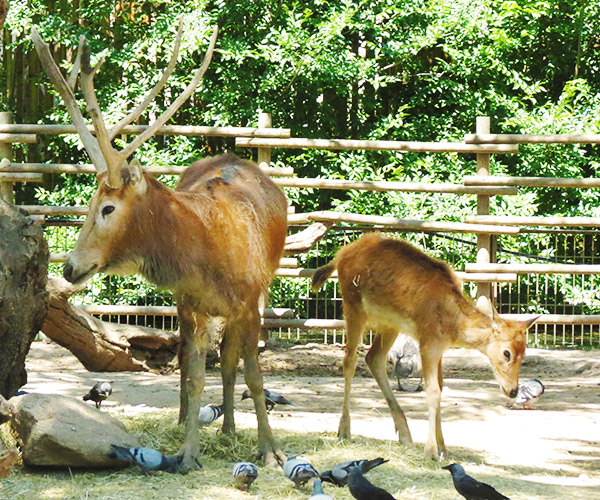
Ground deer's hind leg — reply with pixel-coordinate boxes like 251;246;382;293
178;304;210;473
220;322;241;435
338;300;367;440
365;327;412;444
238;304;285;467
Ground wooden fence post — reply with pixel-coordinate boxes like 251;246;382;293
0;112;14;202
475;116;494;301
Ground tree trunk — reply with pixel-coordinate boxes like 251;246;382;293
0;198;48;398
42;277;180;372
0;1;8;30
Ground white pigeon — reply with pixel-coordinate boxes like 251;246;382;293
199;403;224;424
387;334;422;392
508;379;545;409
284;456;320;488
310;478;335;499
232;461;259;490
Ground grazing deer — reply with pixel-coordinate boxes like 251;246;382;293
312;233;537;458
32;21;288;470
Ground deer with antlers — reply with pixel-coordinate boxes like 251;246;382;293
32;21;288;471
312;233;537;458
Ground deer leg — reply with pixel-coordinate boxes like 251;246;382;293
420;341;446;459
176;301;193;424
220;325;241;435
338;303;366;440
240;308;285;467
365;329;412;444
179;311;209;473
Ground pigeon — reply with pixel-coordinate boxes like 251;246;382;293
232;461;259;491
83;381;113;408
346;464;396;500
284;456;320;488
241;388;294;413
109;444;183;474
387;333;422;391
321;457;389;487
0;448;19;479
442;463;510;500
0;394;15;425
199;403;224;424
310;478;335;499
507;379;545;410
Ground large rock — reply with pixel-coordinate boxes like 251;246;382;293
9;393;140;467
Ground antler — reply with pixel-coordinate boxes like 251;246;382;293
32;21;218;189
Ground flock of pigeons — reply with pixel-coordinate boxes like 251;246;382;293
79;375;546;498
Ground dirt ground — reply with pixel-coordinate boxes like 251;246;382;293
21;340;600;492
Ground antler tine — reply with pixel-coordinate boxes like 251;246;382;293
120;25;219;160
108;18;185;141
80;38;124;189
67;36;85;91
31;27;108;174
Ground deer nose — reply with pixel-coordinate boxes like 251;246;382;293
63;263;74;282
509;387;518;398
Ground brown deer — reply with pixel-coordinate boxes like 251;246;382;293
312;232;537;458
32;21;288;471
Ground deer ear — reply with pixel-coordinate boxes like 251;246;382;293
519;315;539;330
127;158;146;193
475;295;497;320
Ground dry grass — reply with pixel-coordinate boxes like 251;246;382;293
1;408;596;500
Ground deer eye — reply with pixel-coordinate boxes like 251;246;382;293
503;350;511;361
101;205;115;217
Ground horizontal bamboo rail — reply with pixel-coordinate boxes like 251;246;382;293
0;133;37;143
274;177;518;195
465;133;600;144
464;175;600;188
236;137;519;153
0;161;294;177
0;173;43;182
287;211;521;235
465;215;600;227
77;304;294;318
466;263;600;274
263;314;600;330
0;123;291;138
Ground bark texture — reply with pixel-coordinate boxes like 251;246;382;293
0;199;48;398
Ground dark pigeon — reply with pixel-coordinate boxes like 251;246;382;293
321;457;389;487
109;444;183;474
508;379;545;410
442;463;510;500
241;388;293;413
346;464;396;500
283;456;320;488
83;381;113;408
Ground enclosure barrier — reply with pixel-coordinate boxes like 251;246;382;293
1;114;600;347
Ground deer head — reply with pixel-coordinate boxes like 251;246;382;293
32;20;218;283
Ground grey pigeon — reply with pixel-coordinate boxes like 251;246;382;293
507;379;544;410
310;478;335;499
321;457;389;487
442;463;509;500
109;444;183;474
232;461;259;490
83;381;112;408
284;456;320;488
199;403;224;424
241;388;294;413
387;334;422;391
346;465;395;500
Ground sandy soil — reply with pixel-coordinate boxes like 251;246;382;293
22;340;600;491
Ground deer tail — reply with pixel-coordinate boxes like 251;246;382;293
311;262;337;292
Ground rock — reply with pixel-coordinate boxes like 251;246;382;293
9;393;140;467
